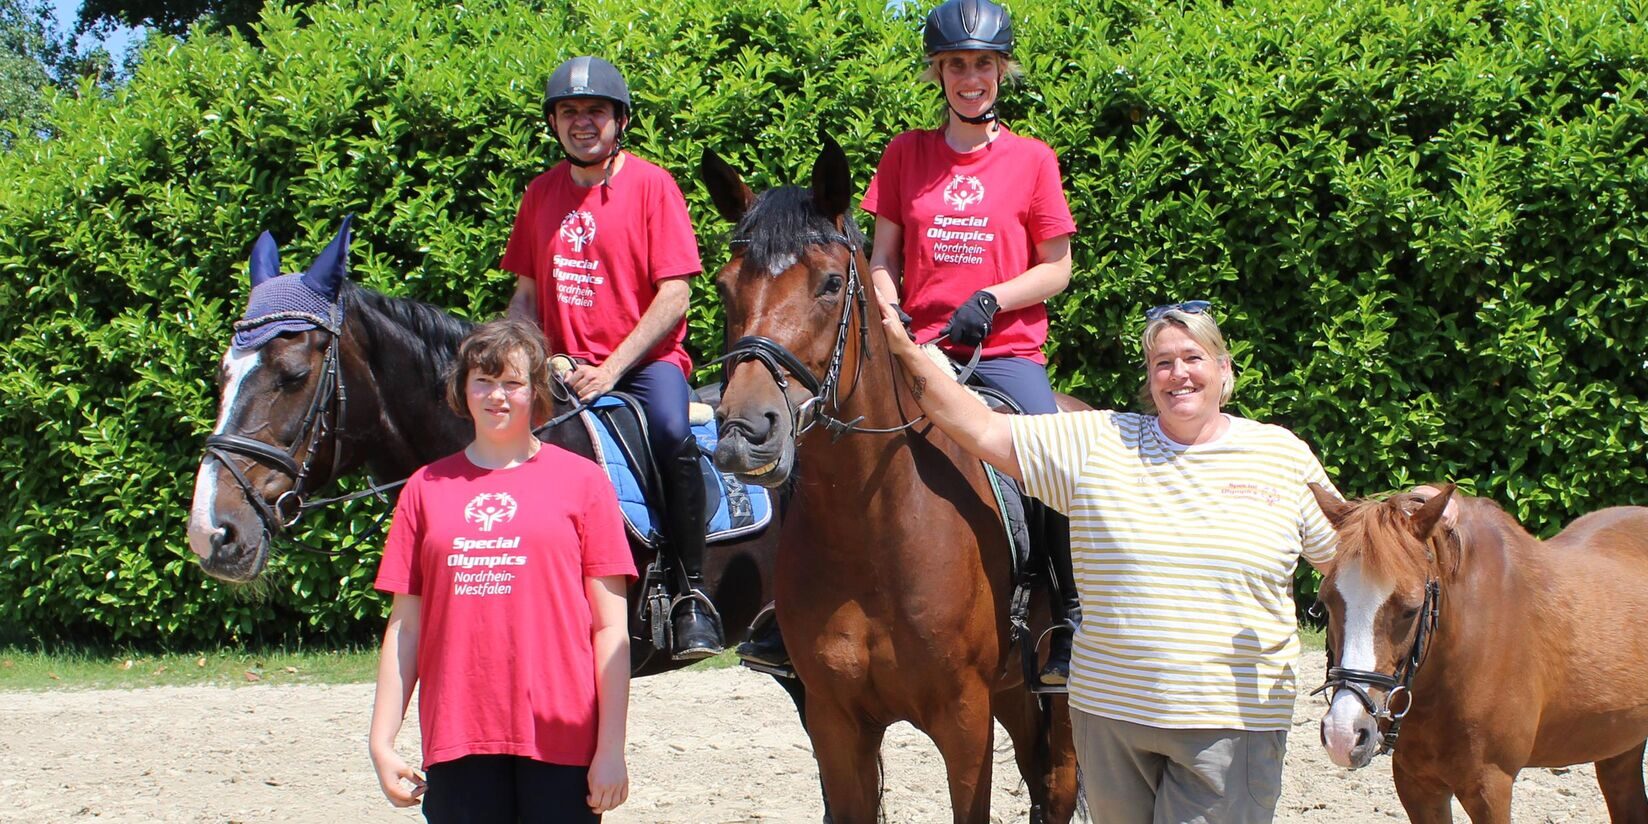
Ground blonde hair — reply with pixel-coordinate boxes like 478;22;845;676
922;51;1023;126
1135;310;1235;413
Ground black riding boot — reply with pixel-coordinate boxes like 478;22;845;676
1040;509;1080;686
663;435;723;660
736;605;790;668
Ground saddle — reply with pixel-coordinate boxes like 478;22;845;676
579;393;774;548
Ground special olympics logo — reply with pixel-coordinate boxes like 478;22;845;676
559;210;597;252
464;493;518;533
942;175;985;211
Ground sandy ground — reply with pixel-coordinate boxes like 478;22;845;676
0;651;1611;823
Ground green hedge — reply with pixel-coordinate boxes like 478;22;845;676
1;0;1644;646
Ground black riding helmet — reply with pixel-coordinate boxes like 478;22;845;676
543;56;631;169
923;0;1014;57
923;0;1014;126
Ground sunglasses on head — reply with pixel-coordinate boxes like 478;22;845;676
1144;300;1212;321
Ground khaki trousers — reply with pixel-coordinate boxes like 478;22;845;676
1071;709;1286;824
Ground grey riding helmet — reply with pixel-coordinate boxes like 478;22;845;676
923;0;1014;57
543;56;632;167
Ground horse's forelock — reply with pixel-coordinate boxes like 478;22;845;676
1332;494;1438;587
731;186;865;276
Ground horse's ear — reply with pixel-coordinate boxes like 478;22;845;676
1309;482;1351;529
811;133;852;222
700;149;754;225
300;215;353;301
1408;483;1457;540
249;231;281;287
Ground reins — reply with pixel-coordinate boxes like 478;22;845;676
203;308;588;559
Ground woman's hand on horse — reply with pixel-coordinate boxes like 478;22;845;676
879;300;922;359
370;749;426;807
569;362;620;402
586;747;629;813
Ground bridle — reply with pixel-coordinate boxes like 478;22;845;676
1312;576;1441;755
711;231;923;441
203;305;594;557
203;308;359;552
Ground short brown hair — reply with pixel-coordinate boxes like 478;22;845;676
445;319;554;422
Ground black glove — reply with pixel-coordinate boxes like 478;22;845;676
940;290;999;348
890;303;915;341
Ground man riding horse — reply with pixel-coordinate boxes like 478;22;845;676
501;55;722;660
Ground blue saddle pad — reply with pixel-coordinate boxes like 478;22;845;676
583;395;773;547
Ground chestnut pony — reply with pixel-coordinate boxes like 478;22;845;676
1310;484;1648;823
701;138;1080;824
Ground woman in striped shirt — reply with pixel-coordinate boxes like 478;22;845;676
879;299;1338;824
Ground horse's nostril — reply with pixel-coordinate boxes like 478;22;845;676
1354;728;1369;748
1319;722;1327;747
216;524;235;551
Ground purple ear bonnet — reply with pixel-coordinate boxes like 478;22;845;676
232;217;352;349
232;274;343;349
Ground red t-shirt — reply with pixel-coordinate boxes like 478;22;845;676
374;446;636;769
860;128;1077;364
500;153;703;376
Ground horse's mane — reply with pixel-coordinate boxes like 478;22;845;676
1335;491;1520;581
731;186;866;275
344;281;475;380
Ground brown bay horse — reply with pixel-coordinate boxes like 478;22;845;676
1310;484;1648;823
184;218;783;683
701;138;1081;824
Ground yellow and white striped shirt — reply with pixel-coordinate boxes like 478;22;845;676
1010;411;1337;730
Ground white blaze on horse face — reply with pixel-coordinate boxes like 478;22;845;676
187;347;261;560
1321;560;1395;767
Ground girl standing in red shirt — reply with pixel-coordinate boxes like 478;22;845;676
368;319;636;822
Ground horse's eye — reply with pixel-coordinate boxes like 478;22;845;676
818;274;843;297
1397;605;1420;622
277;369;311;389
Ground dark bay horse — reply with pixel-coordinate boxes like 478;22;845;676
184;218;780;681
700;139;1080;824
1309;484;1648;823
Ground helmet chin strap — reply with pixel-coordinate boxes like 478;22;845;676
554;116;627;185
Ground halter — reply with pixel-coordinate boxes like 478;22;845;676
710;231;884;441
1312;577;1441;755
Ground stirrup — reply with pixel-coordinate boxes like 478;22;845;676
1028;620;1075;695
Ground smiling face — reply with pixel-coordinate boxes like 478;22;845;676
1146;324;1232;437
933;50;1002;121
550;98;623;164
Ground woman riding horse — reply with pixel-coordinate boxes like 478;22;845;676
861;0;1080;686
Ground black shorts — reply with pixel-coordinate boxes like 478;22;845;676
423;755;597;824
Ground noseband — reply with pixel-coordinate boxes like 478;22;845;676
1312;577;1441;754
204;308;351;540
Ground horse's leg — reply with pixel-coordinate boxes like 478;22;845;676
1392;759;1455;824
1595;741;1648;824
928;680;997;824
805;698;884;824
992;688;1077;823
774;675;832;819
1452;766;1515;824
